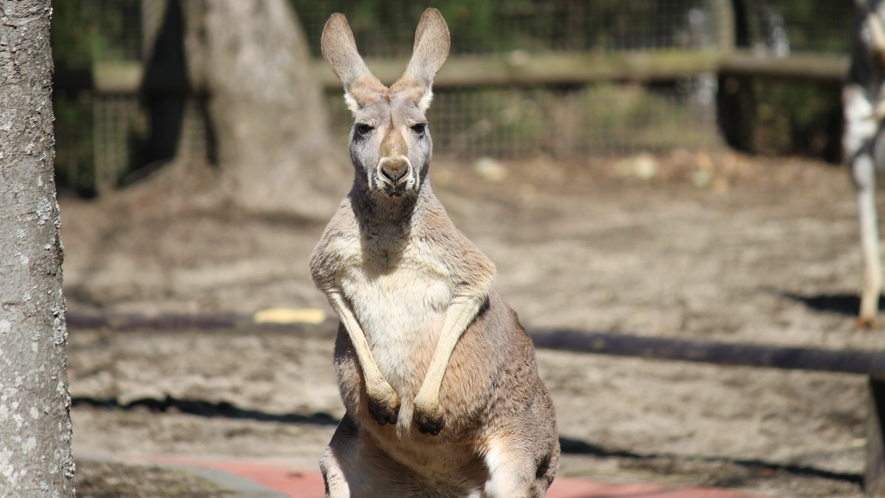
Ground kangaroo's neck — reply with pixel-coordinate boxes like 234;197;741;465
349;179;436;237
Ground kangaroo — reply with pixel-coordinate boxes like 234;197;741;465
845;0;885;328
309;9;559;498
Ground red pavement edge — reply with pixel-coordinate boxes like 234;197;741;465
144;456;770;498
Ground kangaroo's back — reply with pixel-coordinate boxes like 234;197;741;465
310;9;559;497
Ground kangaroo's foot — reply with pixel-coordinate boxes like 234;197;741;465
856;316;879;330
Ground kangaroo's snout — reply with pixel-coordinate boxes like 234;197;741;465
377;125;412;190
378;155;412;187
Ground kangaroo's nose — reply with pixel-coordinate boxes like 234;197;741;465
379;157;410;184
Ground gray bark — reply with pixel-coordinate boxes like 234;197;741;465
183;0;347;219
0;1;75;497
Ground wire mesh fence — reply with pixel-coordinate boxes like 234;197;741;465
323;78;718;159
51;0;855;194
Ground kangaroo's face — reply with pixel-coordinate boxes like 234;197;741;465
348;85;433;198
321;10;450;200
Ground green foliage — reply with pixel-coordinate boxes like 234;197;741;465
291;0;708;56
53;92;96;196
51;0;102;195
766;0;853;54
50;0;106;69
52;0;142;64
753;80;842;161
292;0;505;56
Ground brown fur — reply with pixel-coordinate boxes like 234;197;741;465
310;9;559;497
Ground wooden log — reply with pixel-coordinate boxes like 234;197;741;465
66;311;885;376
65;311;337;336
66;312;242;330
529;328;885;376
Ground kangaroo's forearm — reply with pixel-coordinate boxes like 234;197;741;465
416;294;485;402
327;291;386;385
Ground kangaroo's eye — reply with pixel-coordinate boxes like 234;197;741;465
411;123;426;136
356;124;374;136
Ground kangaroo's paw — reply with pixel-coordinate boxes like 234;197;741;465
367;382;401;426
414;398;445;436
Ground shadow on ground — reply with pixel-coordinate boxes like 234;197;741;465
72;395;339;426
779;292;877;317
560;436;861;486
73;396;862;487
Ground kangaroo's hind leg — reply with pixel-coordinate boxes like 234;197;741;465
845;83;882;328
321;412;426;498
481;434;560;498
320;413;361;498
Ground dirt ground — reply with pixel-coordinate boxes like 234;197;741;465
61;150;885;497
73;459;232;498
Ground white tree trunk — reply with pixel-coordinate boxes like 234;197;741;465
0;1;76;496
184;0;347;219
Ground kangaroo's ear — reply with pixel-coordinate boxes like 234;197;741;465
321;13;384;112
393;8;450;111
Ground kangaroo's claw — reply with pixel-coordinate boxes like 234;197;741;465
367;383;401;426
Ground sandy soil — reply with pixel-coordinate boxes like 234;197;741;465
61;150;884;497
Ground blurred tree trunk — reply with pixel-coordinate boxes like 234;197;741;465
183;0;346;219
141;0;189;168
716;0;756;153
0;1;76;497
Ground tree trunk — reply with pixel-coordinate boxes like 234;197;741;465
716;0;755;153
183;0;347;219
0;1;76;497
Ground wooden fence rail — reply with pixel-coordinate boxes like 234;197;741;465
66;49;848;94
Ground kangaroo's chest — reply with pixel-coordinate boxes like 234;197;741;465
338;239;452;388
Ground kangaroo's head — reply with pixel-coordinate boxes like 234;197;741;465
321;9;450;202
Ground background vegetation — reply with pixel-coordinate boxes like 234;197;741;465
50;0;855;195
